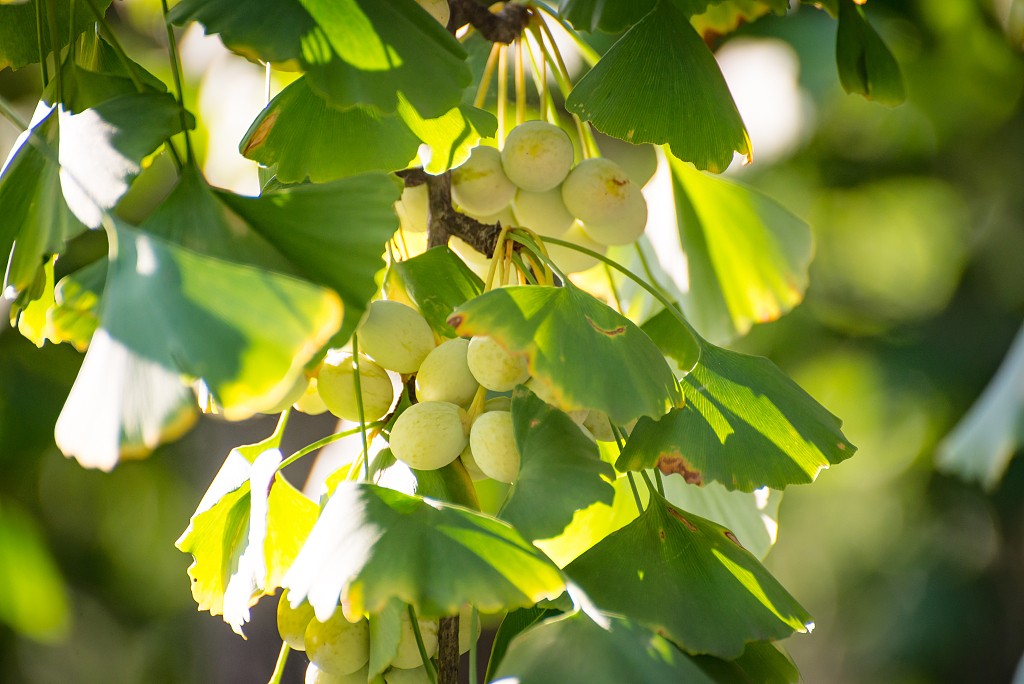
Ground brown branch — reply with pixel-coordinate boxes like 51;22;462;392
436;616;460;684
396;168;505;256
448;0;531;44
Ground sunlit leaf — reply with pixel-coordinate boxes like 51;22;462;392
48;259;105;351
566;1;750;173
937;322;1024;490
395;97;497;174
669;155;812;344
450;284;681;425
373;448;482;510
691;0;788;37
283;483;565;622
565;494;813;657
240;76;421;184
385;246;484;338
501;386;615;542
493;610;718;684
0;0;113;71
617;342;856;490
835;0;906;106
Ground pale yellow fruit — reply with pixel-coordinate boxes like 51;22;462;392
484;396;512;412
463;205;517;232
544;222;607;274
318;354;395;422
294;377;329;416
413;0;450;26
359;300;436;374
458;443;488;481
395;184;428;234
415;338;479;406
578;187;648;246
451;146;516;217
278;590;316;651
583;409;616;442
392;613;438;669
306;663;371;684
384;666;432;684
305;613;370;676
390;401;469;470
561;157;640;226
466;336;529;392
512;187;575;238
469;411;520;484
449;236;492;280
501;121;575;192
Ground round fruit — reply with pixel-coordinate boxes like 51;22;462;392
294;377;329;416
413;0;449;27
458;443;488;481
395;184;428;234
544;222;607;274
466;336;529;392
469;410;520;483
512;187;575;238
500;121;574;192
306;663;370;684
358;300;436;374
451;146;517;217
583;409;616;442
392;613;439;669
278;590;316;651
390;401;468;470
318;354;395;422
384;666;432;684
305;612;370;676
561;157;641;226
462;205;517;233
415;338;479;407
578;187;648;246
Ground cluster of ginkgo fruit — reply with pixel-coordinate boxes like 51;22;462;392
396;120;650;274
277;590;477;684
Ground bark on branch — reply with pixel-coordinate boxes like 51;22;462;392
447;0;531;43
397;168;504;256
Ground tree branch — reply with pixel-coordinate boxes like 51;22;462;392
436;616;460;684
448;0;531;44
397;168;504;256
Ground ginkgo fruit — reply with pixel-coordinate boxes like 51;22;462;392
318;354;395;422
384;666;432;684
500;121;575;193
389;401;469;470
305;663;370;684
543;222;607;274
413;0;449;27
451;146;517;216
305;612;370;676
466;336;529;392
578;186;648;246
512;186;575;238
277;590;316;651
469;410;520;484
391;612;439;669
415;338;479;407
358;300;436;374
561;157;644;229
395;183;428;234
293;377;329;416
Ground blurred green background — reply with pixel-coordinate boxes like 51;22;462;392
2;0;1023;682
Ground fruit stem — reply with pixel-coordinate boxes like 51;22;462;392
276;422;385;471
34;0;48;89
160;0;196;164
532;2;601;67
654;468;665;496
408;605;440;684
603;263;624;314
510;251;539;285
505;231;568;284
625;473;644;515
266;642;290;684
514;38;527;127
521;30;554;123
351;335;372;481
474;42;501;110
639;469;658;498
482;223;511;292
497;44;509;144
43;0;63;103
466;385;488;424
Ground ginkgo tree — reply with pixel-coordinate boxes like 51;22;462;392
0;0;907;682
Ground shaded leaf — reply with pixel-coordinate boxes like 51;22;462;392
501;386;616;541
373;448;482;510
240;76;420;184
368;599;404;679
449;284;680;425
835;0;906;106
385;246;484;338
936;322;1024;490
485;606;560;683
493;610;718;684
559;0;656;33
0;0;113;71
566;1;750;173
692;641;800;684
283;483;565;622
669;155;812;344
617;342;856;491
168;0;315;65
640;307;701;374
565;494;813;657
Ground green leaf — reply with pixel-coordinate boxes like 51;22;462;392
565;494;813;657
692;641;800;684
835;0;906;106
691;0;788;37
219;173;400;344
936;323;1024;490
501;386;616;541
0;500;69;642
168;0;315;65
48;260;102;351
384;246;484;338
0;0;113;71
493;610;719;684
14;256;56;347
240;76;420;184
617;342;856;490
395;97;497;174
486;606;560;682
566;1;750;173
175;437;319;634
373;448;482;510
283;483;565;622
450;284;680;425
640;307;701;374
560;0;656;33
669;155;813;344
368;599;405;679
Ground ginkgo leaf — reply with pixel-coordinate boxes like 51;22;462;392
501;386;616;542
449;285;681;425
617;341;855;491
668;154;812;344
565;494;813;657
692;641;800;684
384;246;484;338
395;96;497;175
0;0;113;71
836;0;906;106
368;599;404;679
283;483;565;623
566;0;750;173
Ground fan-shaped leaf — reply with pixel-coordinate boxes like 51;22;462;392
385;247;484;338
449;284;680;425
566;1;750;173
692;641;800;684
663;478;780;560
836;0;906;106
669;155;812;344
373;448;482;510
283;483;565;622
565;494;813;657
0;0;112;71
395;97;497;175
617;342;856;490
501;386;616;541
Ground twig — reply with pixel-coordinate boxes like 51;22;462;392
448;0;531;43
395;169;505;255
437;616;460;684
